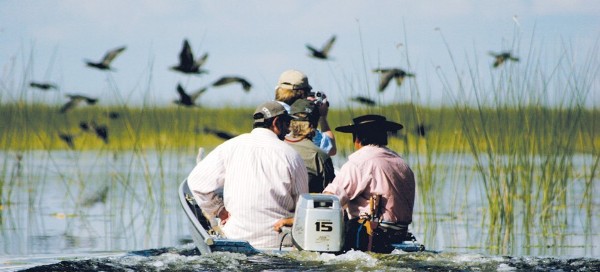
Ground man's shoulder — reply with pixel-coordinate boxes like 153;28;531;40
218;132;251;146
313;144;330;159
348;146;402;164
293;139;328;156
356;147;412;174
282;141;306;160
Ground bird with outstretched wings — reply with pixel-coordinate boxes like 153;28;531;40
212;76;252;92
489;51;519;68
350;96;376;106
85;46;126;70
58;132;77;149
203;127;237;140
306;35;336;60
373;68;415;92
174;83;208;107
171;39;209;75
59;94;98;113
30;81;58;91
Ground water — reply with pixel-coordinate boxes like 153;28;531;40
7;247;600;271
1;150;598;271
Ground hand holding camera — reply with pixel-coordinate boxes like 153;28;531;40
310;91;325;105
308;91;329;117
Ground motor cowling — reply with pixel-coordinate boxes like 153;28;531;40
292;194;344;252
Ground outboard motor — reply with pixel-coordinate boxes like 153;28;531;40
292;194;344;253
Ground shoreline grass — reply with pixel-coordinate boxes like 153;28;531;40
1;30;598;256
1;103;596;154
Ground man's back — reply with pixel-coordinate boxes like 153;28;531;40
330;145;415;224
189;128;308;248
287;138;334;193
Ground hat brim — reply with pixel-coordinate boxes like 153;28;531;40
335;121;403;133
253;113;297;124
278;84;312;91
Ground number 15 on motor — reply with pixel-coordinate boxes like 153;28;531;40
315;221;333;232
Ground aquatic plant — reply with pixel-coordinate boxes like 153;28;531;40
1;30;598;258
435;26;599;254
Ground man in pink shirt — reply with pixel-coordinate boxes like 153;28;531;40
323;114;415;253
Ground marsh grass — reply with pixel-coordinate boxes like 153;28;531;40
1;35;598;256
434;30;599;254
7;98;595;254
0;104;253;151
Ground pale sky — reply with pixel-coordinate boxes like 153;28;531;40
1;0;598;108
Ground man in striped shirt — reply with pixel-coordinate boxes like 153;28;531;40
187;101;308;249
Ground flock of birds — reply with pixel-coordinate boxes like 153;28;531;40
57;114;118;149
27;35;520;148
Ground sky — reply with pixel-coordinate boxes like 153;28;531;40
1;0;599;109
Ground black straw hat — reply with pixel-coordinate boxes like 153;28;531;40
335;114;403;133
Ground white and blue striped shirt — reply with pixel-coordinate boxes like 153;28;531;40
187;128;308;249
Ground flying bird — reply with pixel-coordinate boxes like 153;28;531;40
107;111;120;119
350;96;376;106
91;122;109;144
373;68;415;92
79;120;109;143
79;121;91;132
171;39;209;75
387;130;406;141
212;76;252;92
202;127;237;140
85;46;126;70
489;51;519;68
58;132;77;149
306;35;336;60
29;81;58;91
174;83;207;107
414;123;430;137
59;94;98;113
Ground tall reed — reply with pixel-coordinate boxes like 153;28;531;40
436;28;598;254
1;36;598;255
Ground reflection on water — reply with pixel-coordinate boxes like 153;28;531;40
0;150;598;270
1;149;195;257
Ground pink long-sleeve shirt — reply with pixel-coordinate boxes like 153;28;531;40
323;145;415;224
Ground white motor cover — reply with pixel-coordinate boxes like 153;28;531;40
292;194;344;252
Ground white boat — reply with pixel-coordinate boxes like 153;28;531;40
179;180;425;254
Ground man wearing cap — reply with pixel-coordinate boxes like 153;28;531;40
187;101;308;249
274;69;337;156
323;114;416;253
285;99;335;193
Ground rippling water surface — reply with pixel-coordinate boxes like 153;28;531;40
8;246;600;271
1;150;598;271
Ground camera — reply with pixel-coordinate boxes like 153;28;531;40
309;91;325;105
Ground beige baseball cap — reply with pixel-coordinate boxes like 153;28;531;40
277;69;312;91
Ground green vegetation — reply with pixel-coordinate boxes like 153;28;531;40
0;103;596;154
1;33;597;256
0;104;251;152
